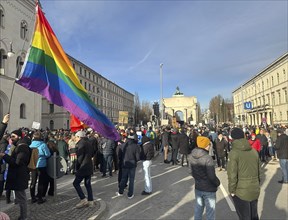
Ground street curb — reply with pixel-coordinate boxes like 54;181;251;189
89;198;107;220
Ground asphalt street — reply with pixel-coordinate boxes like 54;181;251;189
0;153;287;220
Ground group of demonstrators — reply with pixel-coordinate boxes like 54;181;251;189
0;112;288;220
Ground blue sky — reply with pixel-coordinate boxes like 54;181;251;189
41;0;287;109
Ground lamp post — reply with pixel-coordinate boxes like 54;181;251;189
160;63;163;125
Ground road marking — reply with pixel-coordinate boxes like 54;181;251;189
219;183;236;212
109;191;162;219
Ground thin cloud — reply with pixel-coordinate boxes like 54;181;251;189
128;49;153;71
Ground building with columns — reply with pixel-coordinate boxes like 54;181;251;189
163;87;198;125
233;52;288;126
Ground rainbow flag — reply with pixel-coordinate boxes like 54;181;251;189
17;4;119;141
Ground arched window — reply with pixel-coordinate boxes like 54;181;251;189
0;6;4;28
0;49;5;75
16;55;24;78
20;20;28;40
277;73;280;84
20;103;26;119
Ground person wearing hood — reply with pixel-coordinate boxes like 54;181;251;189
0;129;31;220
29;131;51;204
188;136;220;220
227;127;260;220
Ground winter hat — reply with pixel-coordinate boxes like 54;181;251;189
231;128;244;140
197;136;210;149
75;130;86;138
11;129;22;138
251;133;256;137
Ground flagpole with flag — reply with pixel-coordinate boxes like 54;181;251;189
17;3;119;141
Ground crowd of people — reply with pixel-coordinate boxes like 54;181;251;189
0;112;288;220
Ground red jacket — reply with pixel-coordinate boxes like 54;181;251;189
248;139;261;152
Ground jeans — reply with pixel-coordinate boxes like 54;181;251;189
119;167;136;197
194;189;216;220
73;175;93;201
232;195;259;220
102;154;113;176
268;147;275;156
15;190;28;220
279;159;288;182
143;160;152;193
260;146;267;161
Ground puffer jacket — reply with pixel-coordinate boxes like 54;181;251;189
227;138;260;202
30;140;51;168
188;147;220;192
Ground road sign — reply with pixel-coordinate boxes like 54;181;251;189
244;101;252;110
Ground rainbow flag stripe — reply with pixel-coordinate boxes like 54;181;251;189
17;4;119;141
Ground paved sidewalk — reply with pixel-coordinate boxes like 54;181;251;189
2;194;106;220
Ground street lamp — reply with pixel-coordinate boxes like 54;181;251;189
160;63;163;125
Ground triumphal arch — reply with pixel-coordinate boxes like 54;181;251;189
163;87;198;125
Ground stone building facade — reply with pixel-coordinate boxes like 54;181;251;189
1;1;134;131
0;0;42;131
233;52;288;126
163;88;198;125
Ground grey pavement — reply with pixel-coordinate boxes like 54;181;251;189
1;151;287;220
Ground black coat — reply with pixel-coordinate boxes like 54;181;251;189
275;134;288;159
75;137;94;177
3;140;31;190
188;147;220;192
0;122;7;140
118;139;140;168
178;133;190;155
215;138;228;158
140;141;154;160
170;132;180;150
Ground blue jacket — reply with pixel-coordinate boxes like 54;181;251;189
30;140;51;168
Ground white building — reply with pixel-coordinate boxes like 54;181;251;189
233;53;288;126
0;0;42;131
0;1;134;131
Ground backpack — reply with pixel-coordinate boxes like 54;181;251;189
146;130;155;140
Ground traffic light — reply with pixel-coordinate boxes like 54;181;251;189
153;102;160;117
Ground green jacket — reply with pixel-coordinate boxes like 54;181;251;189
227;138;260;201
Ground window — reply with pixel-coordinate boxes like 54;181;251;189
266;79;269;88
284;69;286;81
84;82;87;90
84;69;86;78
278;91;281;104
72;63;75;69
272;92;275;105
20;20;28;40
20;103;26;118
280;112;282;121
80;67;82;75
0;49;5;75
271;76;274;86
285;90;288;103
0;6;4;27
277;73;280;84
16;55;24;78
49;104;54;113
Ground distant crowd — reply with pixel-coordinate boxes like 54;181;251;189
0;113;288;220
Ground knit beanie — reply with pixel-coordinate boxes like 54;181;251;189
11;129;22;138
197;136;210;149
231;128;244;140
